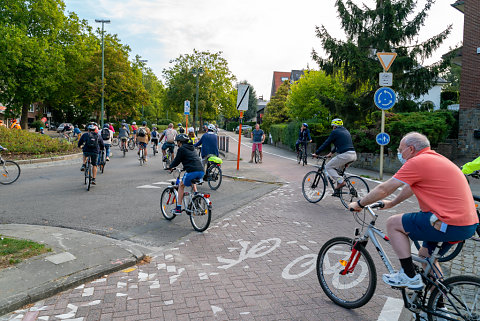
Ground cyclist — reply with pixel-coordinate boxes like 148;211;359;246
249;123;265;163
108;122;115;133
177;123;185;134
187;127;196;144
349;132;479;290
73;125;82;140
39;127;44;134
118;123;130;152
135;121;151;161
166;134;204;215
10;119;21;129
151;126;160;152
312;118;356;192
194;123;219;168
295;123;312;159
131;121;138;136
62;123;73;138
100;124;113;161
78;124;104;185
158;123;178;161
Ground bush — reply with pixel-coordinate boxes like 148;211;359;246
156;119;175;126
270;122;331;151
30;120;44;132
0;127;78;156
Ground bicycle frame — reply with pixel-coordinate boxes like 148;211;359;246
312;157;342;191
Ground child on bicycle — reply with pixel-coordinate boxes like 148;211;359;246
166;134;204;215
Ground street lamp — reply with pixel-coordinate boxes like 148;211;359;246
139;59;148;118
95;19;111;127
192;67;204;132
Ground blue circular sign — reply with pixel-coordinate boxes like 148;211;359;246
376;132;390;146
374;87;396;110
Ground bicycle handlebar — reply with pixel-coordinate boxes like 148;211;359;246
473;195;480;202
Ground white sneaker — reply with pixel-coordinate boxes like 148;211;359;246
382;269;424;290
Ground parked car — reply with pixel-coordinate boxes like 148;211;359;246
56;123;73;133
235;125;252;134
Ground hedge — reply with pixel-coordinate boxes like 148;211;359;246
269;122;330;151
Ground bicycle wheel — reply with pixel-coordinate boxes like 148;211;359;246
427;275;480;321
128;139;135;150
254;149;259;163
123;145;126;157
139;148;144;166
207;165;222;190
86;163;92;191
317;237;377;309
0;160;21;185
165;150;172;168
297;149;302;164
112;137;119;146
412;240;464;263
339;176;370;209
302;171;327;203
160;187;177;220
189;195;211;232
303;152;307;166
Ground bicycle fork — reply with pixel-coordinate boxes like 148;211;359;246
340;240;369;275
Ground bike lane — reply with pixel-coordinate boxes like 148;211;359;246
3;133;418;321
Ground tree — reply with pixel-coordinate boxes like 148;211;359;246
163;49;237;126
262;81;290;129
312;0;454;119
142;68;166;124
238;81;258;121
0;0;68;128
286;70;346;122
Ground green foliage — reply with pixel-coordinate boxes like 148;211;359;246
30;120;45;132
0;127;77;156
156;119;175;125
441;91;459;104
262;81;290;131
442;63;461;92
287;70;346;122
270;122;331;151
0;235;51;268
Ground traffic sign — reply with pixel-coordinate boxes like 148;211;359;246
379;72;393;86
374;87;396;110
184;100;190;115
377;52;397;71
236;84;249;111
376;132;390;146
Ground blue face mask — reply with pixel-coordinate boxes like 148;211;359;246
397;152;407;164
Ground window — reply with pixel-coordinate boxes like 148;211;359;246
281;77;289;82
29;104;35;112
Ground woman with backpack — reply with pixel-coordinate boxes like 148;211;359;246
135;121;151;161
100;124;114;161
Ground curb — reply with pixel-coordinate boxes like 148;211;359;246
14;153;83;165
222;174;285;185
0;249;145;316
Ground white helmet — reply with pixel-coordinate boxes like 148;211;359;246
132;121;136;125
188;127;195;133
208;124;215;131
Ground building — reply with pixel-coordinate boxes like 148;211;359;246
414;78;450;110
256;96;268;123
270;70;305;98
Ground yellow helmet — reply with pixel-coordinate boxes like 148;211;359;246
331;118;343;126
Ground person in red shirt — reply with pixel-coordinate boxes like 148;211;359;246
350;132;478;290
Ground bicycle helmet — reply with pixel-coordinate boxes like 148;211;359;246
302;123;308;127
175;134;189;143
188;127;194;133
132;121;136;125
331;118;343;127
103;124;109;128
177;123;182;127
142;121;147;126
208;124;215;131
40;127;43;130
87;124;96;131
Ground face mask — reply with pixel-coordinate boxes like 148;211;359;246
397;152;407;164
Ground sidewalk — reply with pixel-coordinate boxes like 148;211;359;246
0;225;144;316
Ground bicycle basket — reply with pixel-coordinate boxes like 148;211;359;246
207;155;223;164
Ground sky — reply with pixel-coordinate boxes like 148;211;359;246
64;0;464;101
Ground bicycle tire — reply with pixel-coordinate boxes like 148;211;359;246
303;152;307;166
112;137;119;146
339;176;370;209
412;240;464;263
317;237;377;309
165;150;172;169
254;149;260;163
426;275;480;321
189;195;211;232
160;187;177;220
297;149;302;164
87;163;92;191
139;148;144;166
207;165;222;190
302;171;327;203
0;160;21;185
123;146;126;157
128;139;135;150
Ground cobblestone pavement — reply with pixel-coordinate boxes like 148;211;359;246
2;182;406;321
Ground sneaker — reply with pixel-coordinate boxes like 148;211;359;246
382;269;424;290
248;160;253;163
91;178;96;185
259;160;263;164
106;157;110;161
144;158;148;162
80;164;85;171
173;208;182;215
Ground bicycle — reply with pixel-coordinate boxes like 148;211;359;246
119;138;128;157
302;156;370;208
128;136;136;150
0;147;21;185
297;143;307;166
112;137;119;147
204;154;223;190
98;149;106;173
163;145;174;170
152;140;159;156
84;155;93;191
160;168;212;232
316;201;480;320
138;144;146;166
254;143;261;164
59;131;74;142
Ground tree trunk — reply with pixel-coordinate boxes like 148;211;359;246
21;102;29;129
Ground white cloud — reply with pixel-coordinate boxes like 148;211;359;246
65;0;463;100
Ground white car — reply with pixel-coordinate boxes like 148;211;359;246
235;125;252;134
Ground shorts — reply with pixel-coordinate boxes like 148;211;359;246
252;142;262;152
402;211;478;255
84;152;98;166
162;142;175;152
120;137;128;141
182;171;204;187
138;142;147;148
151;138;159;143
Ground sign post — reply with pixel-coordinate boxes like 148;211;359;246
375;52;397;180
184;100;190;129
236;85;249;171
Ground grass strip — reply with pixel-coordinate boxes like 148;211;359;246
0;235;51;269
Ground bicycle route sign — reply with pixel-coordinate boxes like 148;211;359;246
374;87;396;110
184;100;190;115
376;132;390;146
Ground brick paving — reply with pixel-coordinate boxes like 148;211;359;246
2;182;404;321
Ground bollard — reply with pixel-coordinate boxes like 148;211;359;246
226;136;229;153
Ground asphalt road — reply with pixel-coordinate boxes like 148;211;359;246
0;147;278;249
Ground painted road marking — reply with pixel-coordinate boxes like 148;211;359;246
377;297;404;321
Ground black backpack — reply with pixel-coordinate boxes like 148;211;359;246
137;127;146;137
86;132;98;149
101;128;110;140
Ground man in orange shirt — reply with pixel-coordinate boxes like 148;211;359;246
350;132;478;290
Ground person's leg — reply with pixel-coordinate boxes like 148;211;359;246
105;144;111;159
162;144;166;157
259;143;263;162
177;182;185;205
143;143;148;157
295;140;300;153
386;214;412;259
325;155;342;185
92;165;97;179
249;144;255;162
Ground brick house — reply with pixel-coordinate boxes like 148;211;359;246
270;70;304;98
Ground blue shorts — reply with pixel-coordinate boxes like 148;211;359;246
182;171;204;187
138;142;147;148
162;142;175;152
402;211;478;255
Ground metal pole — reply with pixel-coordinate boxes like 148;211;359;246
195;73;199;134
141;74;144;117
100;22;105;127
379;110;385;180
